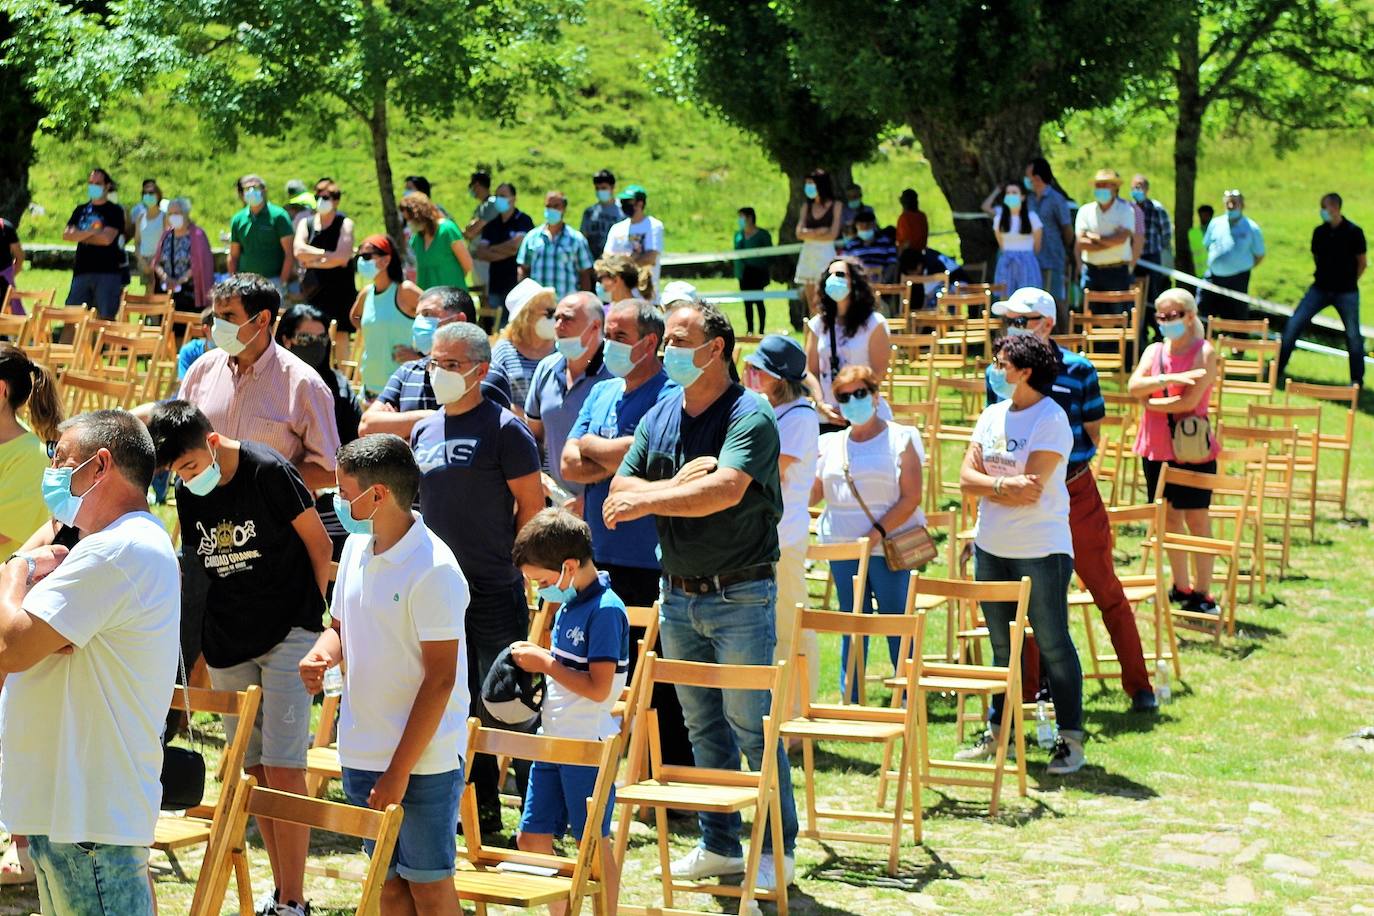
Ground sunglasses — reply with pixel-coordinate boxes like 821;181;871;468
293;333;328;347
1007;316;1038;328
357;250;383;261
317;193;339;201
835;388;872;404
1156;311;1187;322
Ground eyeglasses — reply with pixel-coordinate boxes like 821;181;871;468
1223;189;1243;198
429;358;480;373
293;333;328;347
835;388;872;404
1156;310;1187;322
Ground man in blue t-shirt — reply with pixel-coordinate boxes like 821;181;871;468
408;322;544;832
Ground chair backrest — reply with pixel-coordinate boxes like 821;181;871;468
791;602;927;720
915;575;1033;683
1082;285;1142;314
23;304;90;352
58;370;138;414
1206;316;1269;340
1287;382;1357;446
4;287;56;316
806;537;872;613
0;312;29;342
618;603;661;731
171;684;263;787
1246;403;1321;456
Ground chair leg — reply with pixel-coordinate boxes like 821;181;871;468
232;849;253;916
886;737;909;876
655;806;674;910
802;738;818;837
1080;605;1103;680
987;689;1016;817
1013;693;1028;798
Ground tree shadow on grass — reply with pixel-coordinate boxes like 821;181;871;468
804;842;967;896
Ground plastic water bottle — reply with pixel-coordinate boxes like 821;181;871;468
323;665;344;698
1155;659;1171;705
1035;699;1056;749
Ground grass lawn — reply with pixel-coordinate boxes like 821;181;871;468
2;322;1371;914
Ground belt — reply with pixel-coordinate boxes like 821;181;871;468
1065;461;1093;485
668;564;774;595
1087;261;1130;270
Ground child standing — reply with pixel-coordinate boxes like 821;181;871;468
298;434;468;916
509;508;629;915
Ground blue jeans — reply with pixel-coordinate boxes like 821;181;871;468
830;556;912;701
1279;286;1365;386
973;548;1083;734
658;576;798;857
28;836;154;916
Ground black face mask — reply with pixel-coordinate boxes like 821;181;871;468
620;200;636;218
293;340;329;369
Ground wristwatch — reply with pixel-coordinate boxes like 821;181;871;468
7;553;36;589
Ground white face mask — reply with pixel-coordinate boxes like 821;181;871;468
211;316;262;357
316;196;335;214
535;316;557;341
430;365;480;405
168;213;185;230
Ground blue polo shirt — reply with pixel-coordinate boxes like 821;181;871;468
525;346;613;494
569;371;678;569
985;341;1104;466
544;571;629;740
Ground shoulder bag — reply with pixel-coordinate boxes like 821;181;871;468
160;648;207;811
1153;342;1214;464
841;430;937;571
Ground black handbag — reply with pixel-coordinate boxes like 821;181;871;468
160;649;207;811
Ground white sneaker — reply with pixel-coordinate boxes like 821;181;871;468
253;890;278;916
754;852;796;891
953;730;1002;762
657;846;746;880
1046;734;1085;775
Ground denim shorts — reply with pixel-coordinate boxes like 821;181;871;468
28;836;153;916
208;627;319;769
342;765;462;883
66;272;124;319
518;759;615;840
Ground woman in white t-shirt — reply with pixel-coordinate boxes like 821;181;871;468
959;333;1084;775
804;256;891;431
743;335;821;706
982;183;1044;296
812;365;924;701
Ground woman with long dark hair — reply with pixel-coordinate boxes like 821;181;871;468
804;255;891;430
982;181;1044;294
792;168;843;330
347;234;421;399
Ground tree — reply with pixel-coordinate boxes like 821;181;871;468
780;0;1182;265
1167;1;1374;275
5;0;578;242
650;0;885;255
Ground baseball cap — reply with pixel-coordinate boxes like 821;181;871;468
287;191;316;208
285;179;308;197
480;646;544;728
660;280;700;307
616;183;647;202
745;334;807;382
504;277;555;324
991;287;1057;322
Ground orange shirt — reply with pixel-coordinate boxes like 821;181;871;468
896;210;928;251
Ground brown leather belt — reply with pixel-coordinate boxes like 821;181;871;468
668;564;774;595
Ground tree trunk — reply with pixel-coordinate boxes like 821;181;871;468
1172;7;1205;277
0;13;43;226
367;93;403;244
907;102;1044;269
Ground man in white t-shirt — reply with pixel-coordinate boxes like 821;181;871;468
0;410;178;916
603;184;664;302
298;434;468;916
1074;168;1136;299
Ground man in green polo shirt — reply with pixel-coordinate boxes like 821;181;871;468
228;174;295;289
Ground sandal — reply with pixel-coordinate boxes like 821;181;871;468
0;839;34;885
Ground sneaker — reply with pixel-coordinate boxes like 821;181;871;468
254;890;279;916
658;846;746;880
1046;735;1085;775
1193;593;1220;615
754;853;796;891
275;902;310;916
1168;584;1193;606
1131;689;1158;713
953;730;1000;762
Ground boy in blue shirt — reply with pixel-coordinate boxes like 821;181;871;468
509;508;629;915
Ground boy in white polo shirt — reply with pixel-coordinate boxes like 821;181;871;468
509;508;629;915
298;434;468;916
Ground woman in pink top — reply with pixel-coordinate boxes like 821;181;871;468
1128;289;1221;614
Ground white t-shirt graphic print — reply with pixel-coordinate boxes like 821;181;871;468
971;397;1074;559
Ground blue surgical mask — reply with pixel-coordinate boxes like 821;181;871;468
1093;188;1114;206
857;228;875;241
184;458;222;496
737;216;747;231
357;257;379;280
555;333;587;361
1320;207;1332;223
87;183;105;200
1131;189;1146;203
595;281;610;303
1023;176;1034;191
492;195;512;214
602;338;640;378
824;274;850;301
333;489;377;536
243;187;264;206
1004;194;1022;211
838;391;876;425
1158;319;1188;340
988;366;1017;400
1227;208;1242;223
803;183;818;200
664;342;707;387
142;192;158;208
544;207;563;225
41;453;100;526
412;315;440;354
537;564;578;604
596;188;612;203
849;198;862;210
402;189;415;198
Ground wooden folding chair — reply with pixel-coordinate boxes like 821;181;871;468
615;655;792;916
781;605;926;875
1246;402;1320;539
88;324;168;402
886;333;939;403
57;370;137;414
806;539;872;696
188;774;257;916
1217;424;1300;580
892;575;1033;816
1205;316;1269;341
1212;336;1280;423
3;287;56;315
1286;382;1358;517
612;603;661;737
456;719;620;916
22;304;90;368
155;685;262;913
1077;312;1130;385
0;312;30;343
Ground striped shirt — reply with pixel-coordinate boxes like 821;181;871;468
985;342;1104;465
1138;197;1173;258
377;356;513;412
178;342;340;472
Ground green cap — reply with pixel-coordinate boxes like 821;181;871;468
617;183;647;202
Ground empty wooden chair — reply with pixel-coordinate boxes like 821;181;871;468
3;287;56;316
1286;382;1359;516
57;370;137;414
1205;316;1269;341
1246;402;1320;539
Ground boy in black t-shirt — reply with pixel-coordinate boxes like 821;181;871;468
148;401;332;916
61;167;127;319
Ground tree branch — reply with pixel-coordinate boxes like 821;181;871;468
1200;1;1297;105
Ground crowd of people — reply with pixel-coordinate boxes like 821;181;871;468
0;155;1366;915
